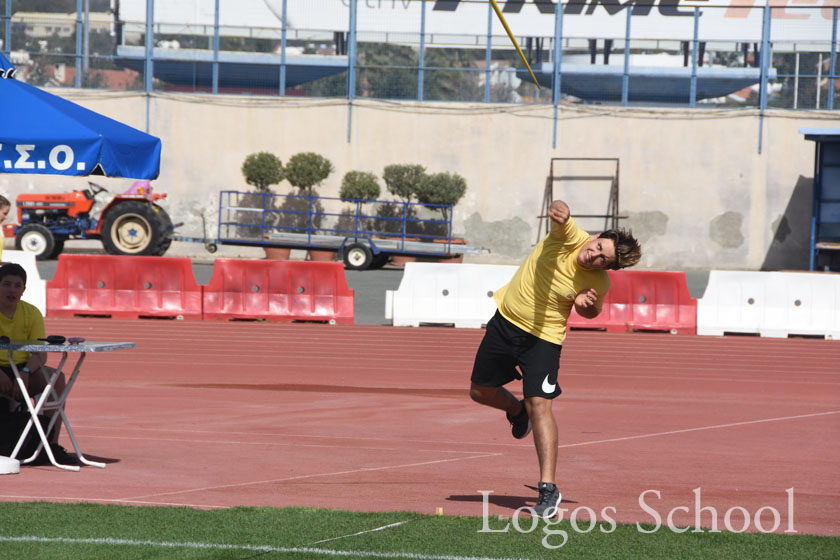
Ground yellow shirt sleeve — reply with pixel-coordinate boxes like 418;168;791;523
0;301;46;365
494;217;610;345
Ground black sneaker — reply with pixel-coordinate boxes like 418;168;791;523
534;482;562;518
47;443;79;466
506;399;531;439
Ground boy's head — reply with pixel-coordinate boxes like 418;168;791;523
576;228;642;271
0;264;27;307
598;229;642;270
0;195;10;223
0;263;26;285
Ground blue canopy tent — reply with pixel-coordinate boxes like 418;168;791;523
0;52;161;179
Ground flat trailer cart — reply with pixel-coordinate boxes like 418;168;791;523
175;190;488;270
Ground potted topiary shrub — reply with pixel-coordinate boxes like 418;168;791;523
380;164;426;266
281;152;334;261
338;170;381;235
242;151;284;193
415;171;468;263
285;152;334;195
381;163;425;236
240;152;288;259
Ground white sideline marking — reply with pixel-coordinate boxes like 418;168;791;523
0;496;230;509
120;453;503;502
0;536;520;560
81;434;485;455
79;410;840;454
309;521;409;545
557;410;840;449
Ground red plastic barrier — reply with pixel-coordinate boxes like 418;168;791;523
568;270;697;334
202;259;354;324
47;255;203;320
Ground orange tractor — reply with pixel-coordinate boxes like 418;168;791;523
7;182;174;260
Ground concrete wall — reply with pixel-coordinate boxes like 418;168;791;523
1;90;835;270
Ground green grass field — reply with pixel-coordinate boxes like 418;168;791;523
0;502;835;559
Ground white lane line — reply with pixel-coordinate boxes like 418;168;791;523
78;434;483;455
75;410;840;452
119;453;503;502
0;496;228;509
556;410;840;449
309;521;410;545
0;536;521;560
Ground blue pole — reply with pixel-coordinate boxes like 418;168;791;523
552;0;564;149
280;0;288;96
347;0;358;143
144;0;155;133
829;8;837;110
758;1;771;154
418;0;426;101
212;0;220;94
622;8;631;107
3;0;10;53
75;0;83;88
689;7;699;108
485;2;492;103
144;0;154;93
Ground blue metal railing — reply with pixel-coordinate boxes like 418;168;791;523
217;190;454;252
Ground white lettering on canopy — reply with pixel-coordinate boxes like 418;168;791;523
0;144;79;172
15;145;35;169
49;145;75;171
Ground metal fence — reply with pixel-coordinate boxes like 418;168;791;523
1;1;836;120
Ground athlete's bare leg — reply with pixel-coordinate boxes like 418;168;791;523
525;396;557;484
469;382;522;416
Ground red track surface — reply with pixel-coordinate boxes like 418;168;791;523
3;318;838;536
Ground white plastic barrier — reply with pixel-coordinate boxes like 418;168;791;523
697;270;840;339
386;262;518;328
2;250;47;316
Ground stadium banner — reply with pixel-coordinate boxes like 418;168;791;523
118;0;836;44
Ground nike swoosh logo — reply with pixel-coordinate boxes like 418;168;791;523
542;374;557;393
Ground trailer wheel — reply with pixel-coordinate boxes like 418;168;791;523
101;201;168;256
15;224;55;261
343;243;373;270
369;253;390;269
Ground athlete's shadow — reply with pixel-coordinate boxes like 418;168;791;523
446;493;577;512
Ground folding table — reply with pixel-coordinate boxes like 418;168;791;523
1;339;136;472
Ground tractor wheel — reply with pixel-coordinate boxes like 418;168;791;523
48;239;65;260
14;224;55;261
100;201;168;256
152;207;174;256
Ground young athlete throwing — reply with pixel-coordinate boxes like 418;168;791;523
469;200;641;517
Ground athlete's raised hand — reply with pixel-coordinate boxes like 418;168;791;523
549;200;570;225
574;288;600;319
574;288;598;309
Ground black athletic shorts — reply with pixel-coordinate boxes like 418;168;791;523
470;310;563;399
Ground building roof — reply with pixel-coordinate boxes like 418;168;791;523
800;128;840;142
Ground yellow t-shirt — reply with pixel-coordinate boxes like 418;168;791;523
0;300;46;365
494;217;610;345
